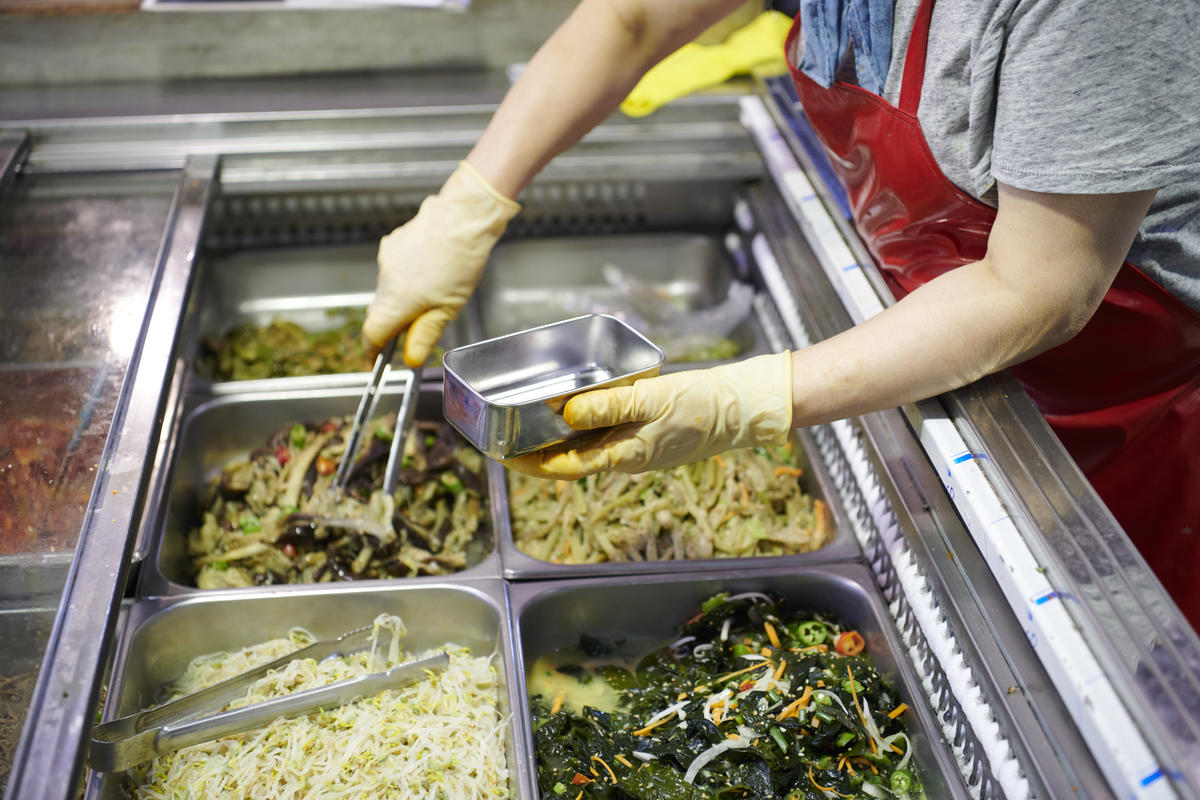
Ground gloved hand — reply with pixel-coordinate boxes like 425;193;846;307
363;161;521;367
504;351;794;479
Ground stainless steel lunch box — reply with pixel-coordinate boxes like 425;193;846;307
441;314;664;461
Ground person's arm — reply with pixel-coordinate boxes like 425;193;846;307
466;0;752;198
363;0;748;363
786;182;1156;426
504;182;1157;479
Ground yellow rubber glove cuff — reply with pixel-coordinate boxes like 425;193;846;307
620;11;793;118
503;351;794;480
364;161;520;367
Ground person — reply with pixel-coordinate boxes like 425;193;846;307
362;0;1200;622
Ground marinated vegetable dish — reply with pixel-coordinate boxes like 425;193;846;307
508;444;830;563
530;592;921;799
130;614;510;799
197;309;375;381
189;414;489;588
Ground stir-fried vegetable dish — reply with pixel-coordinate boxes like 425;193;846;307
130;614;510;799
189;414;489;588
508;445;830;564
530;593;921;799
198;309;375;381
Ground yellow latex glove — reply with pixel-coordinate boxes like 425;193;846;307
364;161;521;367
620;10;793;118
504;351;794;480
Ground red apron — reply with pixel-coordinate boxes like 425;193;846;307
785;0;1200;626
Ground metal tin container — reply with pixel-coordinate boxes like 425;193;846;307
492;426;861;579
138;380;500;597
508;565;968;799
476;233;772;368
85;579;534;800
442;314;664;461
187;244;475;385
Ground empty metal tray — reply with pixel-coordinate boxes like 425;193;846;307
442;314;664;460
475;233;771;367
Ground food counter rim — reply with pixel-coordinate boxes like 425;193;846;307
133;376;862;597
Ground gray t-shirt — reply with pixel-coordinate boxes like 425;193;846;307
878;0;1200;311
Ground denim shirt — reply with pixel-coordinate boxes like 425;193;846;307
797;0;894;96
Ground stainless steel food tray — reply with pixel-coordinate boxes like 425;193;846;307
507;564;970;799
186;243;476;385
83;579;533;800
475;233;772;369
443;314;665;460
493;426;861;580
138;378;501;597
0;607;54;792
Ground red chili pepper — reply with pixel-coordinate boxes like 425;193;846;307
316;456;336;476
320;420;339;434
280;542;296;558
274;445;291;466
739;679;757;692
571;772;592;785
834;631;865;656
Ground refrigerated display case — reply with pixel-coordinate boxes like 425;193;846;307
0;76;1196;800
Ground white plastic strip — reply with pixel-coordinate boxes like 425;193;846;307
739;96;884;323
918;403;1174;800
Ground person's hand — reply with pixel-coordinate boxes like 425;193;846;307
363;161;521;367
504;351;793;479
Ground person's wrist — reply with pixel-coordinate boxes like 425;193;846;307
726;351;794;447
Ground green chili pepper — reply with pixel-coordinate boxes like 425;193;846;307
238;514;261;534
890;769;916;793
424;434;435;447
700;593;730;614
732;643;752;657
841;679;864;694
374;424;394;442
552;782;566;795
815;692;833;706
212;561;229;571
440;473;464;494
289;424;306;448
836;731;855;746
792;620;828;646
768;726;789;753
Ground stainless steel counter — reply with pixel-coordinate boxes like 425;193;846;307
0;72;1195;800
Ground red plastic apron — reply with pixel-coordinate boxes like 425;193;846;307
785;0;1200;625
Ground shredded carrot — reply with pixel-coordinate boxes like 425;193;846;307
845;664;878;756
845;760;857;777
814;498;830;541
614;754;633;769
890;742;904;755
555;480;566;496
739;482;751;506
589;766;599;777
592;755;618;783
550;692;565;715
773;659;787;681
887;702;909;719
726;732;741;740
816;680;825;688
809;765;853;797
713;454;727;469
837;756;846;771
574;791;583;800
677;692;688;701
764;622;781;649
632;715;675;736
761;647;773;658
789;644;829;653
716;661;774;683
775;465;805;478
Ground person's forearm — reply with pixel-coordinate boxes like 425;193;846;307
466;0;745;199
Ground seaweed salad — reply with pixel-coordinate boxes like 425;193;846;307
530;592;922;800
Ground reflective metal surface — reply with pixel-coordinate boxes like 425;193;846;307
443;314;663;460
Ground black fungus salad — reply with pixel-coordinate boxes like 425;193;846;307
530;592;921;799
188;414;489;588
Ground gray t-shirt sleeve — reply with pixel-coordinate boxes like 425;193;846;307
991;0;1200;194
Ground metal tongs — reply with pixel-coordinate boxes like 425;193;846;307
89;625;449;772
334;337;424;498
